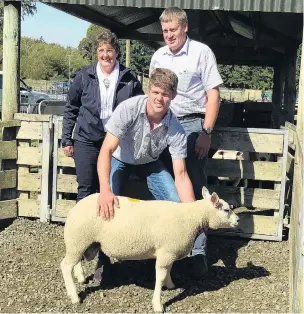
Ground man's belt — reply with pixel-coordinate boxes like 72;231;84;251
177;113;205;121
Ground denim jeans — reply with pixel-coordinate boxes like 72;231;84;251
160;117;208;256
110;157;180;202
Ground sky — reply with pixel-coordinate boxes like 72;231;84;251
21;2;90;48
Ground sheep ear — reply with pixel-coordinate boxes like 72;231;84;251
202;186;211;199
211;192;220;207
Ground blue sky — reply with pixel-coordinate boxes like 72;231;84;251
21;2;90;48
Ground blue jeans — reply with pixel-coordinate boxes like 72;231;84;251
110;157;180;202
160;117;207;256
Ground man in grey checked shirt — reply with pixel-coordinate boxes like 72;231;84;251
150;7;223;278
97;68;195;217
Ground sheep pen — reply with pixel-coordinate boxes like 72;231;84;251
0;218;288;313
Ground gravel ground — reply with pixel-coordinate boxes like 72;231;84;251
0;218;289;313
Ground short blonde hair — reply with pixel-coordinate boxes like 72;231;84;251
159;7;188;25
149;68;178;93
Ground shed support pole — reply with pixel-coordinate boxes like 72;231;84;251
283;43;298;123
126;39;131;68
2;1;21;121
272;63;285;127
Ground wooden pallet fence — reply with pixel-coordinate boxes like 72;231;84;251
51;120;289;241
0;119;21;220
51;116;77;221
14;114;53;222
207;127;289;241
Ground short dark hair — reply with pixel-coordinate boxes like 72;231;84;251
96;30;120;54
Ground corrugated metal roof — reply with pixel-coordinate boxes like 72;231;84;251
42;0;303;13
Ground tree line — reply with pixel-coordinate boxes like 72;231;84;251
0;4;301;90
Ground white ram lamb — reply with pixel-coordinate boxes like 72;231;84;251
60;187;239;312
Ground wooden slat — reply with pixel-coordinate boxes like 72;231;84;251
0;200;17;219
57;120;63;139
211;130;284;153
18;172;41;192
17;147;42;166
40;121;52;222
0;170;17;189
0;141;17;160
57;174;77;193
18;199;40;217
286;152;295;179
209;186;280;210
0;120;21;128
57;149;75;167
206;160;282;181
214;214;280;237
14;113;52;122
56;199;76;218
283;122;297;150
16;121;43;140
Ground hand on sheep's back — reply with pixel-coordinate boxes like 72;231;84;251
96;189;120;220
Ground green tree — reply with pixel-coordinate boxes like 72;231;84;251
20;37;89;80
78;24;106;62
120;40;155;75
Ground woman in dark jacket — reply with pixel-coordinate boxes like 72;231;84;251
62;30;143;202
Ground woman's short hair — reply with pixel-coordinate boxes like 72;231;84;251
96;30;120;54
149;68;178;93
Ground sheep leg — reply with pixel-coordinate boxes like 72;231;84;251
60;256;81;304
74;261;86;284
152;257;173;312
164;264;175;289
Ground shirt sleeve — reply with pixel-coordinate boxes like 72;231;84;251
167;117;187;160
149;52;157;77
105;101;134;139
200;47;223;91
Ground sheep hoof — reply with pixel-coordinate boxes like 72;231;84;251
153;303;164;313
165;282;175;290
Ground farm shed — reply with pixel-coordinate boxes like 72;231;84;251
0;0;303;312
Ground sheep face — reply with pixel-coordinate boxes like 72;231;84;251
202;187;239;229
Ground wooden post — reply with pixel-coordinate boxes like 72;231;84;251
289;30;303;313
126;39;131;68
283;43;298;123
2;1;21;121
272;63;285;127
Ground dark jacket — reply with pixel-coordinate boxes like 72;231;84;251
62;62;144;145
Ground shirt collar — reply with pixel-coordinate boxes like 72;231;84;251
163;36;190;56
141;97;172;128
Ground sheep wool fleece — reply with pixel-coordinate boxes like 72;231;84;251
64;193;224;261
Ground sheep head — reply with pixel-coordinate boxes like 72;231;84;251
202;186;239;229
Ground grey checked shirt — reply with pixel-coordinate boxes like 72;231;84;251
105;95;187;165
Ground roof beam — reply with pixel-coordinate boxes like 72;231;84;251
230;12;300;45
48;3;160;49
123;14;160;31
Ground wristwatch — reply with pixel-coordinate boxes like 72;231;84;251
202;127;213;135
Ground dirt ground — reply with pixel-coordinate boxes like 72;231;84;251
0;218;289;313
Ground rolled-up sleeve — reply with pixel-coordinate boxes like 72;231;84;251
167;118;187;160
